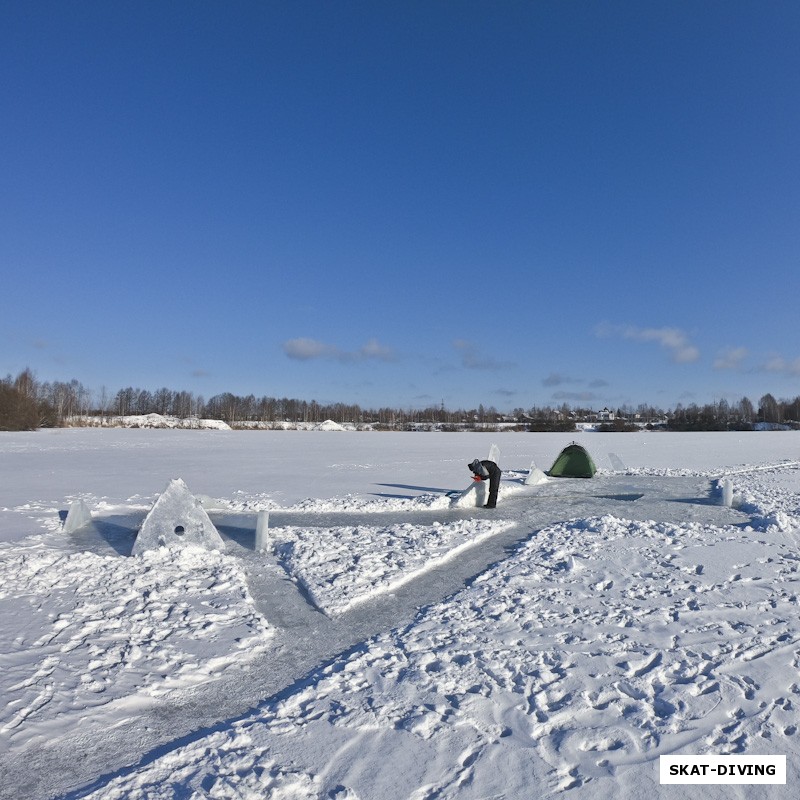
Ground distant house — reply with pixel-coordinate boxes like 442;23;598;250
597;407;615;422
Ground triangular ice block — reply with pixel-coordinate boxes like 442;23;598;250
63;499;93;533
132;478;224;556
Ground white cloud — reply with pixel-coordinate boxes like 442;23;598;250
283;338;338;360
713;346;749;371
551;390;599;402
543;374;609;391
761;354;800;376
596;323;700;364
453;340;515;371
542;373;579;387
358;338;394;361
283;337;395;363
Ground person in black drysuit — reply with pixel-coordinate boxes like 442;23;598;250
468;458;501;508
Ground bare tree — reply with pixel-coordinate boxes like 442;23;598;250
759;393;780;424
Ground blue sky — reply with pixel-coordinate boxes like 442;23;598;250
2;1;799;412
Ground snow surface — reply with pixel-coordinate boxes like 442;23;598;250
2;429;800;799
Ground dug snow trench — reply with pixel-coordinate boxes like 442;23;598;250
4;475;746;800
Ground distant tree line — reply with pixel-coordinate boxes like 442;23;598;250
2;368;799;432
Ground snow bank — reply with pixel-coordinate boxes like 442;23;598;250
221;492;455;514
273;518;515;614
72;413;232;430
235;420;376;431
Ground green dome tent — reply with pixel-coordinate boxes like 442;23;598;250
547;443;597;478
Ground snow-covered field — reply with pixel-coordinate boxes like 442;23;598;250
2;428;800;799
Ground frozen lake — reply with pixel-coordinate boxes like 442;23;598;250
2;428;800;799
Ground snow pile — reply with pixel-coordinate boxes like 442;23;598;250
273;518;515;614
235;420;375;431
82;413;233;430
0;544;272;748
313;419;347;431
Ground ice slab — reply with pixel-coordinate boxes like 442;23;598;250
63;499;93;533
255;510;270;551
132;478;224;556
721;477;734;507
524;462;549;486
608;452;629;471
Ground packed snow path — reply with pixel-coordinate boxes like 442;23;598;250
1;474;750;800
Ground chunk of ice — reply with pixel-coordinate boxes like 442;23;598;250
132;478;224;556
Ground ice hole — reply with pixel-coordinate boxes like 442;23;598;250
174;525;185;535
